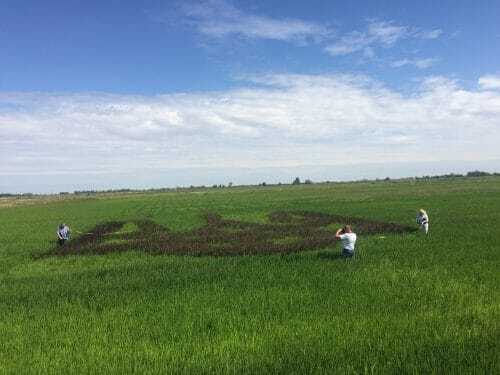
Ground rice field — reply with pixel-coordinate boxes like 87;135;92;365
1;177;499;373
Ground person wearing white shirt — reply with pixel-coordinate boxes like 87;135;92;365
335;225;357;257
416;209;429;234
56;223;71;246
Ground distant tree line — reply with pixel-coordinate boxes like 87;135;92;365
0;192;35;198
1;171;499;197
408;170;499;181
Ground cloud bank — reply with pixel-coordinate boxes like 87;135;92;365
479;75;500;90
1;74;499;181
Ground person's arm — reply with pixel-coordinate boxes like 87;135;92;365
57;230;63;239
335;228;343;240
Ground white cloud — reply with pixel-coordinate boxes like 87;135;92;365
478;75;500;90
324;31;371;56
367;21;408;45
390;59;410;68
170;0;333;43
2;73;499;180
416;29;443;39
391;57;439;69
325;20;442;57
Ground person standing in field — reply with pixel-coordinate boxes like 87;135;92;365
335;225;357;257
56;223;71;246
416;209;429;234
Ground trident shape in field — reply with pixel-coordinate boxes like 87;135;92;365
47;211;416;257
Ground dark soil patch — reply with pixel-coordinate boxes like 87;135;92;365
44;211;416;257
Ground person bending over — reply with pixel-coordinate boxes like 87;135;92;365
56;223;71;246
335;225;357;257
416;209;429;234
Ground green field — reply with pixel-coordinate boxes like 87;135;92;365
1;177;499;373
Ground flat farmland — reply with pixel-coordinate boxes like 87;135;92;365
0;177;499;373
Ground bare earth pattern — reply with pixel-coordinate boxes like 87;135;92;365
46;211;416;257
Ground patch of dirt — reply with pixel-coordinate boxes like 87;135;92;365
43;211;416;257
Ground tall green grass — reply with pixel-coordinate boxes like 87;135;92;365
1;177;499;373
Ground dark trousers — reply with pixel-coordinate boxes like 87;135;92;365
58;238;66;246
342;248;354;257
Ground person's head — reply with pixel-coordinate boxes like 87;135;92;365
419;209;427;216
343;225;352;233
59;223;64;229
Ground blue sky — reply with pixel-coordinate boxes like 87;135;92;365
1;0;500;193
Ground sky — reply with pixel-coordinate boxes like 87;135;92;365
1;0;500;193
